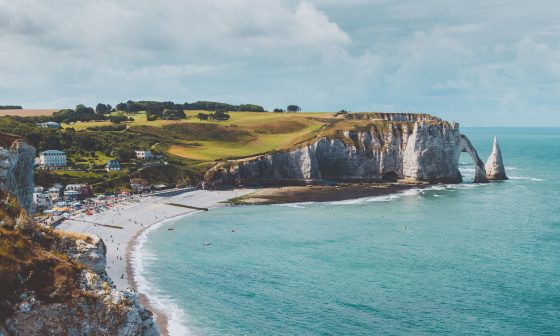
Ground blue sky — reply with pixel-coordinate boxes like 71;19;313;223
1;0;559;126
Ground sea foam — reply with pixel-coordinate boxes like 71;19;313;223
132;213;201;336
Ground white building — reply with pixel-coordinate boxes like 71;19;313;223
47;184;63;202
32;191;50;212
39;150;66;168
135;150;154;160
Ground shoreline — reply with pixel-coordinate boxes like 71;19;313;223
126;211;196;336
228;182;429;205
57;182;436;335
56;189;255;335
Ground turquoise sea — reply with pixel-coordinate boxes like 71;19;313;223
137;128;560;335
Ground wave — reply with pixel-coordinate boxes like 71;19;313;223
274;202;313;209
508;176;544;182
132;213;201;336
329;188;423;205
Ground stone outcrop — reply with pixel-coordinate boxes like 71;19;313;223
0;190;159;335
204;114;489;188
485;137;508;180
0;133;35;211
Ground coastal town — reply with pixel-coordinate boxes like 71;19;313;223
32;146;185;226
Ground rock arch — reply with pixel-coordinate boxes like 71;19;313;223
459;134;488;183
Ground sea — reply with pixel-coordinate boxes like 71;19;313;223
134;128;560;335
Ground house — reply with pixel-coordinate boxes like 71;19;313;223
65;184;93;199
39;150;66;168
36;121;60;129
135;150;154;160
105;159;121;172
130;178;151;192
47;184;64;202
32;186;50;212
63;190;80;202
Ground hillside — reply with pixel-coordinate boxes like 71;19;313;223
0;111;339;191
0;190;158;334
0;110;456;192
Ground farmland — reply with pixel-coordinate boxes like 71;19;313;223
0;109;58;117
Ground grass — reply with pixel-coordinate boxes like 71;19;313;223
62;111;335;163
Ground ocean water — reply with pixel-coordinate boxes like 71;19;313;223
137;128;560;335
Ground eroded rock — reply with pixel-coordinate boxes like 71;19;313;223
485;137;508;180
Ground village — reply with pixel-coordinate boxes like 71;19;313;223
32;146;194;226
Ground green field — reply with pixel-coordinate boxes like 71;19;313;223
63;111;336;162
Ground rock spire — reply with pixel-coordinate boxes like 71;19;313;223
485;137;508;180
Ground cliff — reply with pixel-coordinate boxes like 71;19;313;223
204;113;489;188
0;191;159;335
0;133;35;212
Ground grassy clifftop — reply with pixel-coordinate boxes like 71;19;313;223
0;111;441;191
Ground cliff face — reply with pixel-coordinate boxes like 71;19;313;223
205;114;488;188
0;191;159;336
0;134;35;212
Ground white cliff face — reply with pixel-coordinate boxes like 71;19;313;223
485;137;508;180
402;122;463;182
0;139;35;211
205;117;490;188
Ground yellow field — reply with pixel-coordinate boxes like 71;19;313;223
0;109;58;117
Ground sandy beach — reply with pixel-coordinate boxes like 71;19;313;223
56;188;254;334
55;184;423;334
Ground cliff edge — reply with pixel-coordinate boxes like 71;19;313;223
0;190;159;335
204;113;488;188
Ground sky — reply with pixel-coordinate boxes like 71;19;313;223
1;0;559;126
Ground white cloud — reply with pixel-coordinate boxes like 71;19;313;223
1;0;560;125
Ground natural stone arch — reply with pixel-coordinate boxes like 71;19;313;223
459;134;488;183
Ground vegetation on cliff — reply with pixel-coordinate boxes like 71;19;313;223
0;110;443;193
0;190;158;334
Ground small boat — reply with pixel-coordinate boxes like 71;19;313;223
168;228;174;231
202;242;212;246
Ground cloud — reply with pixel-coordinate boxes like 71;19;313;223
1;0;560;126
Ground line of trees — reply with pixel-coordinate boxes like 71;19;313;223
274;105;301;113
0;105;23;110
114;100;266;113
50;104;108;123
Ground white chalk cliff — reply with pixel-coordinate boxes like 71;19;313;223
0;133;35;211
485;137;508;180
205;114;490;188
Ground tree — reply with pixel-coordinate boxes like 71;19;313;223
115;103;129;112
273;108;284;113
197;113;209;121
287;105;301;112
96;103;111;114
213;109;230;121
109;114;128;124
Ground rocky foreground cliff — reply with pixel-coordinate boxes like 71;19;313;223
204;113;493;188
0;133;35;212
0;190;159;335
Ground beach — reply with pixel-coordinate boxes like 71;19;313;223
56;188;254;334
229;182;427;205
